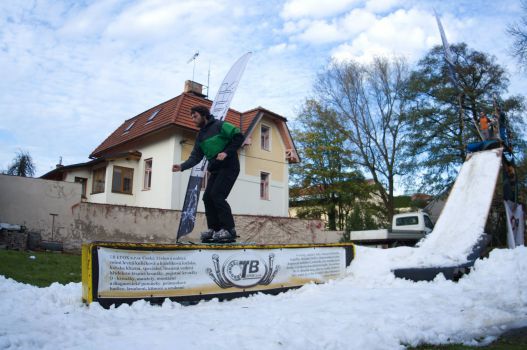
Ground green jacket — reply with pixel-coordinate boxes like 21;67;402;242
180;119;244;172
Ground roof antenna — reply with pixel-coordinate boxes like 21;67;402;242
187;51;199;82
56;156;63;169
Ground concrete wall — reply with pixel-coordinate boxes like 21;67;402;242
73;203;342;249
0;174;82;243
0;175;343;252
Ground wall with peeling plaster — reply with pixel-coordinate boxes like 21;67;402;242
73;202;342;249
0;175;343;251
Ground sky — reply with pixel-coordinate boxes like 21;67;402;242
0;0;525;179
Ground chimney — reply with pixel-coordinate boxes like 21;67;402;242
184;80;205;97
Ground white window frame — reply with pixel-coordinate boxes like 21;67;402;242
261;124;271;151
143;158;153;190
260;172;270;200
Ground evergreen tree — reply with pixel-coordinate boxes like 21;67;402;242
406;43;526;193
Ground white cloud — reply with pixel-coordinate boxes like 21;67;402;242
331;8;455;63
281;0;359;19
104;0;227;45
282;18;311;34
365;0;401;13
286;8;377;44
267;42;297;54
58;1;122;39
340;8;378;36
295;19;344;43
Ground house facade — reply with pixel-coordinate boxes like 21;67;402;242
42;81;299;217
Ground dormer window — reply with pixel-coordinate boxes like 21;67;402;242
123;121;135;134
261;125;270;151
146;108;161;123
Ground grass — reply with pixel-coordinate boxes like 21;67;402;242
0;249;525;349
0;249;81;287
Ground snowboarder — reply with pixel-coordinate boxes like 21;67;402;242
172;105;244;243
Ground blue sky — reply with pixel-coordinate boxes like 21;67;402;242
0;0;525;179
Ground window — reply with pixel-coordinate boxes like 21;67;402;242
261;125;270;151
143;159;152;190
112;166;134;194
146;108;161;123
260;172;270;200
74;177;88;198
123;121;135;134
395;216;419;226
92;168;106;194
424;215;434;229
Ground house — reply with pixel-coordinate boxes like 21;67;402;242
42;81;299;217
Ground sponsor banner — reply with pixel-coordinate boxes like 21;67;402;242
96;246;346;299
504;200;525;248
209;52;252;121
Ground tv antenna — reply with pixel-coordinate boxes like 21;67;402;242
187;51;199;81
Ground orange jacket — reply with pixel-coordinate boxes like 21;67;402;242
480;115;489;130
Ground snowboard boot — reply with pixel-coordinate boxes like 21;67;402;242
212;228;237;243
200;229;215;243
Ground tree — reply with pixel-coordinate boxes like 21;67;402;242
508;0;527;69
313;56;413;222
5;150;36;177
514;153;527;203
406;43;525;193
289;100;371;230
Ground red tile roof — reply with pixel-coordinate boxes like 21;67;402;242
90;91;299;163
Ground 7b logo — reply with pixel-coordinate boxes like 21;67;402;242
238;260;260;278
207;253;279;288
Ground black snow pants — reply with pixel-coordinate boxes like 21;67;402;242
202;163;239;231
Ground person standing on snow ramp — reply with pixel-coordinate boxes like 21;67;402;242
172;105;244;243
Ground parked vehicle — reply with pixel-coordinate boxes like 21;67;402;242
348;211;434;247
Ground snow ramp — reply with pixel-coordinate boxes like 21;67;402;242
419;148;502;258
393;148;503;279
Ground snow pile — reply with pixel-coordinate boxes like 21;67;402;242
1;245;527;350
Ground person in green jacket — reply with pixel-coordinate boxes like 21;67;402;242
172;105;244;242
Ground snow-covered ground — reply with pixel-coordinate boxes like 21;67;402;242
1;245;527;350
1;149;523;350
